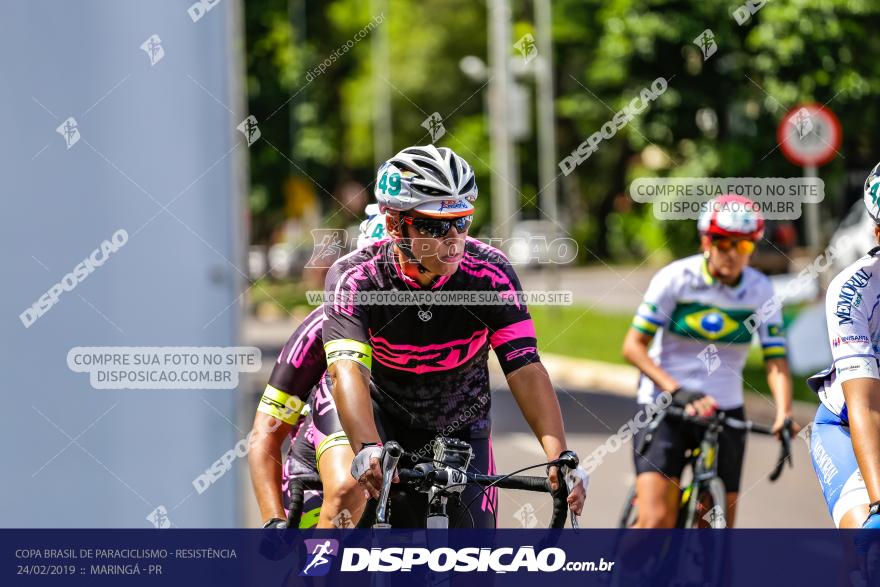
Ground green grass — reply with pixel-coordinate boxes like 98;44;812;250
529;305;634;364
529;304;817;404
250;280;817;404
249;278;313;313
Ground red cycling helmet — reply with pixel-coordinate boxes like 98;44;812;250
697;194;764;240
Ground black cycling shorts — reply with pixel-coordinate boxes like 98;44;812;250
632;404;747;493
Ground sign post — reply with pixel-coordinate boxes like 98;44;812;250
777;104;842;252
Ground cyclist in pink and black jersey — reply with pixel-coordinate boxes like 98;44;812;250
321;145;587;528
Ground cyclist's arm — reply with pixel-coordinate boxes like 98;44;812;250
321;258;378;452
843;377;880;504
765;358;795;431
505;362;586;513
506;361;567;464
757;284;793;430
327;358;380;452
248;412;292;523
247;306;326;523
622;264;682;393
621;328;678;392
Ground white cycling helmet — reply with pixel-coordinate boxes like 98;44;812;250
356;204;387;248
864;161;880;223
374;145;477;218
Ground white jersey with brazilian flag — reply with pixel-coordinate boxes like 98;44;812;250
631;254;787;409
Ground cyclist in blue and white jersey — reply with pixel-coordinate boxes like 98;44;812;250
808;162;880;529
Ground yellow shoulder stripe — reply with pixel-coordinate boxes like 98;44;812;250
324;339;372;370
257;385;305;425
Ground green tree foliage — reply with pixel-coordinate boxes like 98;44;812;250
245;0;880;261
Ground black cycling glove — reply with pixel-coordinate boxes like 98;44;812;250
670;388;706;407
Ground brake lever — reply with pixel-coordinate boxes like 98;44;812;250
783;418;794;468
768;418;794;482
635;409;667;456
554;451;583;529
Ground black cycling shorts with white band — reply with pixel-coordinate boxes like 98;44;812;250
632;404;747;492
323;238;540;435
282;408;323;528
281;382;351;528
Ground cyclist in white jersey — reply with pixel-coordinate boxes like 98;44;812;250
808;162;880;530
621;194;795;528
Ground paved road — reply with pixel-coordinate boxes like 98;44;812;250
242;314;830;529
490;388;830;529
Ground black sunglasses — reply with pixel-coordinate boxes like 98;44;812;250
401;214;473;238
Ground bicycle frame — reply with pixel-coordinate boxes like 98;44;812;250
624;404;792;529
679;421;724;528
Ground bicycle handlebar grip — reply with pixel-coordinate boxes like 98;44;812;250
286;478;305;529
549;476;569;529
768;420;794;482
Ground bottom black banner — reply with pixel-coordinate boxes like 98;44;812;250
3;529;877;586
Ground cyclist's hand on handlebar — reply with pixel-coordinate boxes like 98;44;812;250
351;445;396;500
671;388;718;418
361;457;384;500
351;444;382;498
772;411;800;438
565;468;588;516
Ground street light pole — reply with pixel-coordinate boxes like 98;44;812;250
488;0;515;240
534;0;558;233
372;0;392;168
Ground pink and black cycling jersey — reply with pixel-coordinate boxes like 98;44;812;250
257;305;326;525
322;237;540;437
268;305;325;401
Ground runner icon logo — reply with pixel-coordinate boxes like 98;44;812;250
301;539;339;577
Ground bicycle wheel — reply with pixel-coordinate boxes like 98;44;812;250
618;485;639;528
676;478;728;586
693;477;727;528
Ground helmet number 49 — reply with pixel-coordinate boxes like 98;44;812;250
378;172;401;196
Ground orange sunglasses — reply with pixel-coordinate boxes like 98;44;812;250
711;237;756;255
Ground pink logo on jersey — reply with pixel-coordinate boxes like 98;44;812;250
504;347;537;362
370;329;488;373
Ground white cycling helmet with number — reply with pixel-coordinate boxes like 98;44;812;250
864;161;880;223
356;204;387;248
374;145;477;218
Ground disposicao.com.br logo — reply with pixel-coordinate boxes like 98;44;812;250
307;545;614;574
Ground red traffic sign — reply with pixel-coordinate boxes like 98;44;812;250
777;104;841;167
